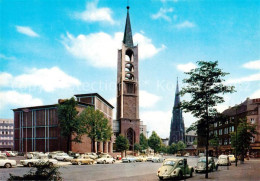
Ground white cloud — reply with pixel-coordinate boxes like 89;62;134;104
0;91;43;110
0;54;17;61
175;21;195;29
16;26;39;37
151;7;174;22
141;110;172;138
226;73;260;84
140;90;161;108
243;60;260;70
251;89;260;99
0;67;81;92
62;32;165;68
74;0;115;24
177;62;196;72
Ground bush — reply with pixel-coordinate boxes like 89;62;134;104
8;162;62;181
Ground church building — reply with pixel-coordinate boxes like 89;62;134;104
169;79;185;145
116;6;140;150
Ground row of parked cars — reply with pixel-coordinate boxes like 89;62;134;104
157;154;235;180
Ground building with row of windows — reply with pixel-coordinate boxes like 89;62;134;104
13;93;114;154
0;119;14;151
197;97;260;157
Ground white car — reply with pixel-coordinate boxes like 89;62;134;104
121;156;137;163
0;155;16;168
20;155;58;167
217;155;231;166
152;155;165;163
146;155;154;162
53;153;73;161
96;155;115;164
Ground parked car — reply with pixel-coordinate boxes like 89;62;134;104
48;151;64;158
71;155;94;165
5;151;16;157
96;155;115;164
20;155;58;167
228;155;236;163
184;153;190;157
157;158;194;180
217;155;231;166
136;155;147;162
195;157;217;173
53;153;73;161
176;152;182;157
152;155;165;163
198;153;205;157
122;156;137;163
0;155;16;168
68;151;80;159
84;152;98;160
25;152;46;159
146;155;154;162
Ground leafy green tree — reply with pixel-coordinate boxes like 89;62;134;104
139;133;149;151
115;134;129;157
77;106;112;152
231;119;258;162
148;131;162;153
209;135;220;157
134;143;141;153
58;97;83;152
167;143;178;154
160;144;167;153
177;141;186;151
179;60;235;178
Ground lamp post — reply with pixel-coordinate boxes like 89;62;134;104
22;109;29;158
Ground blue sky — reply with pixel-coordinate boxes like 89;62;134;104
0;0;260;138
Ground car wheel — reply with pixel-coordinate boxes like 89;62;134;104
63;158;66;162
28;162;33;167
49;162;54;167
216;165;218;171
112;160;115;164
103;160;106;164
210;166;213;172
158;176;163;180
4;163;11;168
195;170;198;173
78;162;82;165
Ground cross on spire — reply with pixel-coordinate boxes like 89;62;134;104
123;5;133;47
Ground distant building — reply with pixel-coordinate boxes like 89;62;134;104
0;119;14;151
169;79;185;145
184;128;197;156
140;121;147;138
161;138;169;146
13;93;114;153
197;97;260;158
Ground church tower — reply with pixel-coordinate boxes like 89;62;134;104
116;6;140;150
169;78;185;145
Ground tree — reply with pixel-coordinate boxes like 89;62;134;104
77;106;112;152
58;97;83;153
134;143;141;153
160;144;167;153
148;131;162;153
231;119;258;162
177;141;186;152
209;135;220;157
179;60;235;178
115;134;129;157
139;133;149;151
167;143;178;154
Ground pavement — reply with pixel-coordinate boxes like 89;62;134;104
0;156;259;181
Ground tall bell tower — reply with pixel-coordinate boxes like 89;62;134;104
116;6;140;150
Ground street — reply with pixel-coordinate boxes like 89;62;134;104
1;156;259;181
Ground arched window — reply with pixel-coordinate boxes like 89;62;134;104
125;49;134;62
126;128;135;150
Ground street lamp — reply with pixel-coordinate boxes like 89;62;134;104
22;109;29;158
235;106;238;167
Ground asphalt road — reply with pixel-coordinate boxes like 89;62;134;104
1;156;255;181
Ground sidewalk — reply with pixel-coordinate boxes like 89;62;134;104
189;159;260;181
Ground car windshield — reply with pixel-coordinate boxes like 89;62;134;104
198;158;207;162
163;160;176;166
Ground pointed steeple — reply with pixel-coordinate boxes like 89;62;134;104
174;77;180;108
123;6;133;47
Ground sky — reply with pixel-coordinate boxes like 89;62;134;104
0;0;260;138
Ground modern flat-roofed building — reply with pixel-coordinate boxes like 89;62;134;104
13;93;113;153
0;119;14;151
